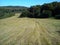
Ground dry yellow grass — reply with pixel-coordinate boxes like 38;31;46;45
0;13;60;45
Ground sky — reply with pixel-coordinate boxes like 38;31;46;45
0;0;60;7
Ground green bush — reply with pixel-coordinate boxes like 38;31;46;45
19;10;32;18
0;12;15;19
40;10;52;18
55;15;60;19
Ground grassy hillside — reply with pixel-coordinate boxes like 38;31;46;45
0;13;60;45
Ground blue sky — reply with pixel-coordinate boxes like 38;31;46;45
0;0;60;7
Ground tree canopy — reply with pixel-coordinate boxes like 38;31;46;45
20;1;60;19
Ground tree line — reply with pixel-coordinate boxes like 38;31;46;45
20;1;60;19
0;9;15;19
0;6;27;19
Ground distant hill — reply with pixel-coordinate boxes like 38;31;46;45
0;6;28;9
0;6;28;13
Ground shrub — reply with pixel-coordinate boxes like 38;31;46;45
19;11;28;17
0;12;15;19
40;10;52;18
19;10;33;18
55;15;60;19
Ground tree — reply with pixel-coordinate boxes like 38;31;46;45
19;1;60;19
28;5;41;18
40;10;52;18
19;10;31;17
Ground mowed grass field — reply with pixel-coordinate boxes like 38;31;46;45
0;13;60;45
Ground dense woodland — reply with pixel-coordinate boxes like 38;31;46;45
20;1;60;19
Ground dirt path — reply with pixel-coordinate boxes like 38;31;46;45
34;20;60;45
